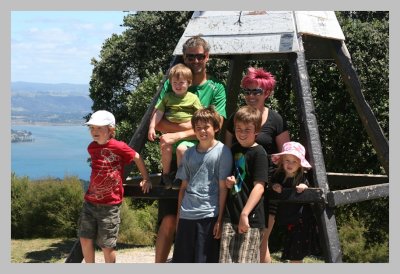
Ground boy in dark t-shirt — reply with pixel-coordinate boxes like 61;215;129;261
219;106;269;263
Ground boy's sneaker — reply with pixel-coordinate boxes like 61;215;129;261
171;178;182;190
162;173;174;189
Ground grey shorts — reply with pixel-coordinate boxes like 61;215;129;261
77;201;121;249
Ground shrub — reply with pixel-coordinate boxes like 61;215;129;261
11;174;84;238
117;198;158;245
338;214;389;262
11;174;159;246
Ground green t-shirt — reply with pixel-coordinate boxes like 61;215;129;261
158;77;227;118
155;91;203;123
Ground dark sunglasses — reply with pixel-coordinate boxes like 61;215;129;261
185;53;206;61
241;88;264;96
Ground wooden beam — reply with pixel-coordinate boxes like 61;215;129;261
125;173;326;202
330;40;389;176
289;37;342;263
65;239;83;263
327;172;388;188
266;188;325;204
327;183;389;207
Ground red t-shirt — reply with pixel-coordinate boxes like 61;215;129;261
85;138;136;205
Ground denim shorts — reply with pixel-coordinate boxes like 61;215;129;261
77;201;121;248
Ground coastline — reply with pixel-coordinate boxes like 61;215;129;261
12;121;86;126
12;124;92;181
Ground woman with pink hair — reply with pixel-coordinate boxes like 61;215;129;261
225;67;290;263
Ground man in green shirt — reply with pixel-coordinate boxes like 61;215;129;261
154;35;227;263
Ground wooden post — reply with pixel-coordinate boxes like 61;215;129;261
288;39;343;262
65;239;83;263
330;40;389;175
221;55;246;141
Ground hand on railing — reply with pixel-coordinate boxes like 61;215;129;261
140;179;152;194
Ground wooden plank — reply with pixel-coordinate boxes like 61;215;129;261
173;11;300;55
266;188;325;203
125;173;178;199
174;11;344;56
294;11;345;40
327;183;389;207
211;53;290;61
327;172;388;188
178;11;296;39
330;39;389;175
125;173;325;202
200;34;298;55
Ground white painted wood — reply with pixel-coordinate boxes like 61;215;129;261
295;11;345;40
173;11;345;56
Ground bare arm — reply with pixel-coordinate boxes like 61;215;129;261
238;181;265;233
275;130;290;152
148;109;164;141
133;152;151;193
214;179;228;239
224;130;233;148
176;180;188;231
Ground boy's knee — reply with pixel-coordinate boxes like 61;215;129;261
161;144;172;153
176;145;187;156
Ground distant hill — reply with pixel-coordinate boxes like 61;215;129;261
12;81;90;95
11;82;93;125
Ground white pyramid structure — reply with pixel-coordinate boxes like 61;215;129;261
173;11;345;56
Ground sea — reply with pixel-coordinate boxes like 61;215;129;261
11;125;92;181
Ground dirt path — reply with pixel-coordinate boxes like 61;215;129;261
89;246;173;263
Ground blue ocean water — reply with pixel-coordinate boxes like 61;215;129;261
11;125;92;181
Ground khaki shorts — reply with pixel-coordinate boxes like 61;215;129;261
77;201;121;248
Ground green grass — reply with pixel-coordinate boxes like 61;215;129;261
11;238;76;263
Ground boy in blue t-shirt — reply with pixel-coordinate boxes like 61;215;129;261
172;106;232;263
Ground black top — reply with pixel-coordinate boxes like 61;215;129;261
271;171;313;225
224;144;269;228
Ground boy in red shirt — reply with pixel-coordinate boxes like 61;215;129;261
78;110;151;263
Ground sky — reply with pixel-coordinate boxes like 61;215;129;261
11;11;128;85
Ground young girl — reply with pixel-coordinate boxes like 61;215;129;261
270;141;319;263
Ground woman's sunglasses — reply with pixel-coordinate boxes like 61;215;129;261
241;88;264;96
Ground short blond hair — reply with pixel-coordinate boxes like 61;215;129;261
168;63;193;85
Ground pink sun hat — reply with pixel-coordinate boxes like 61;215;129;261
271;141;312;169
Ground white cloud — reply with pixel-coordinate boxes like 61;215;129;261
11;11;125;84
